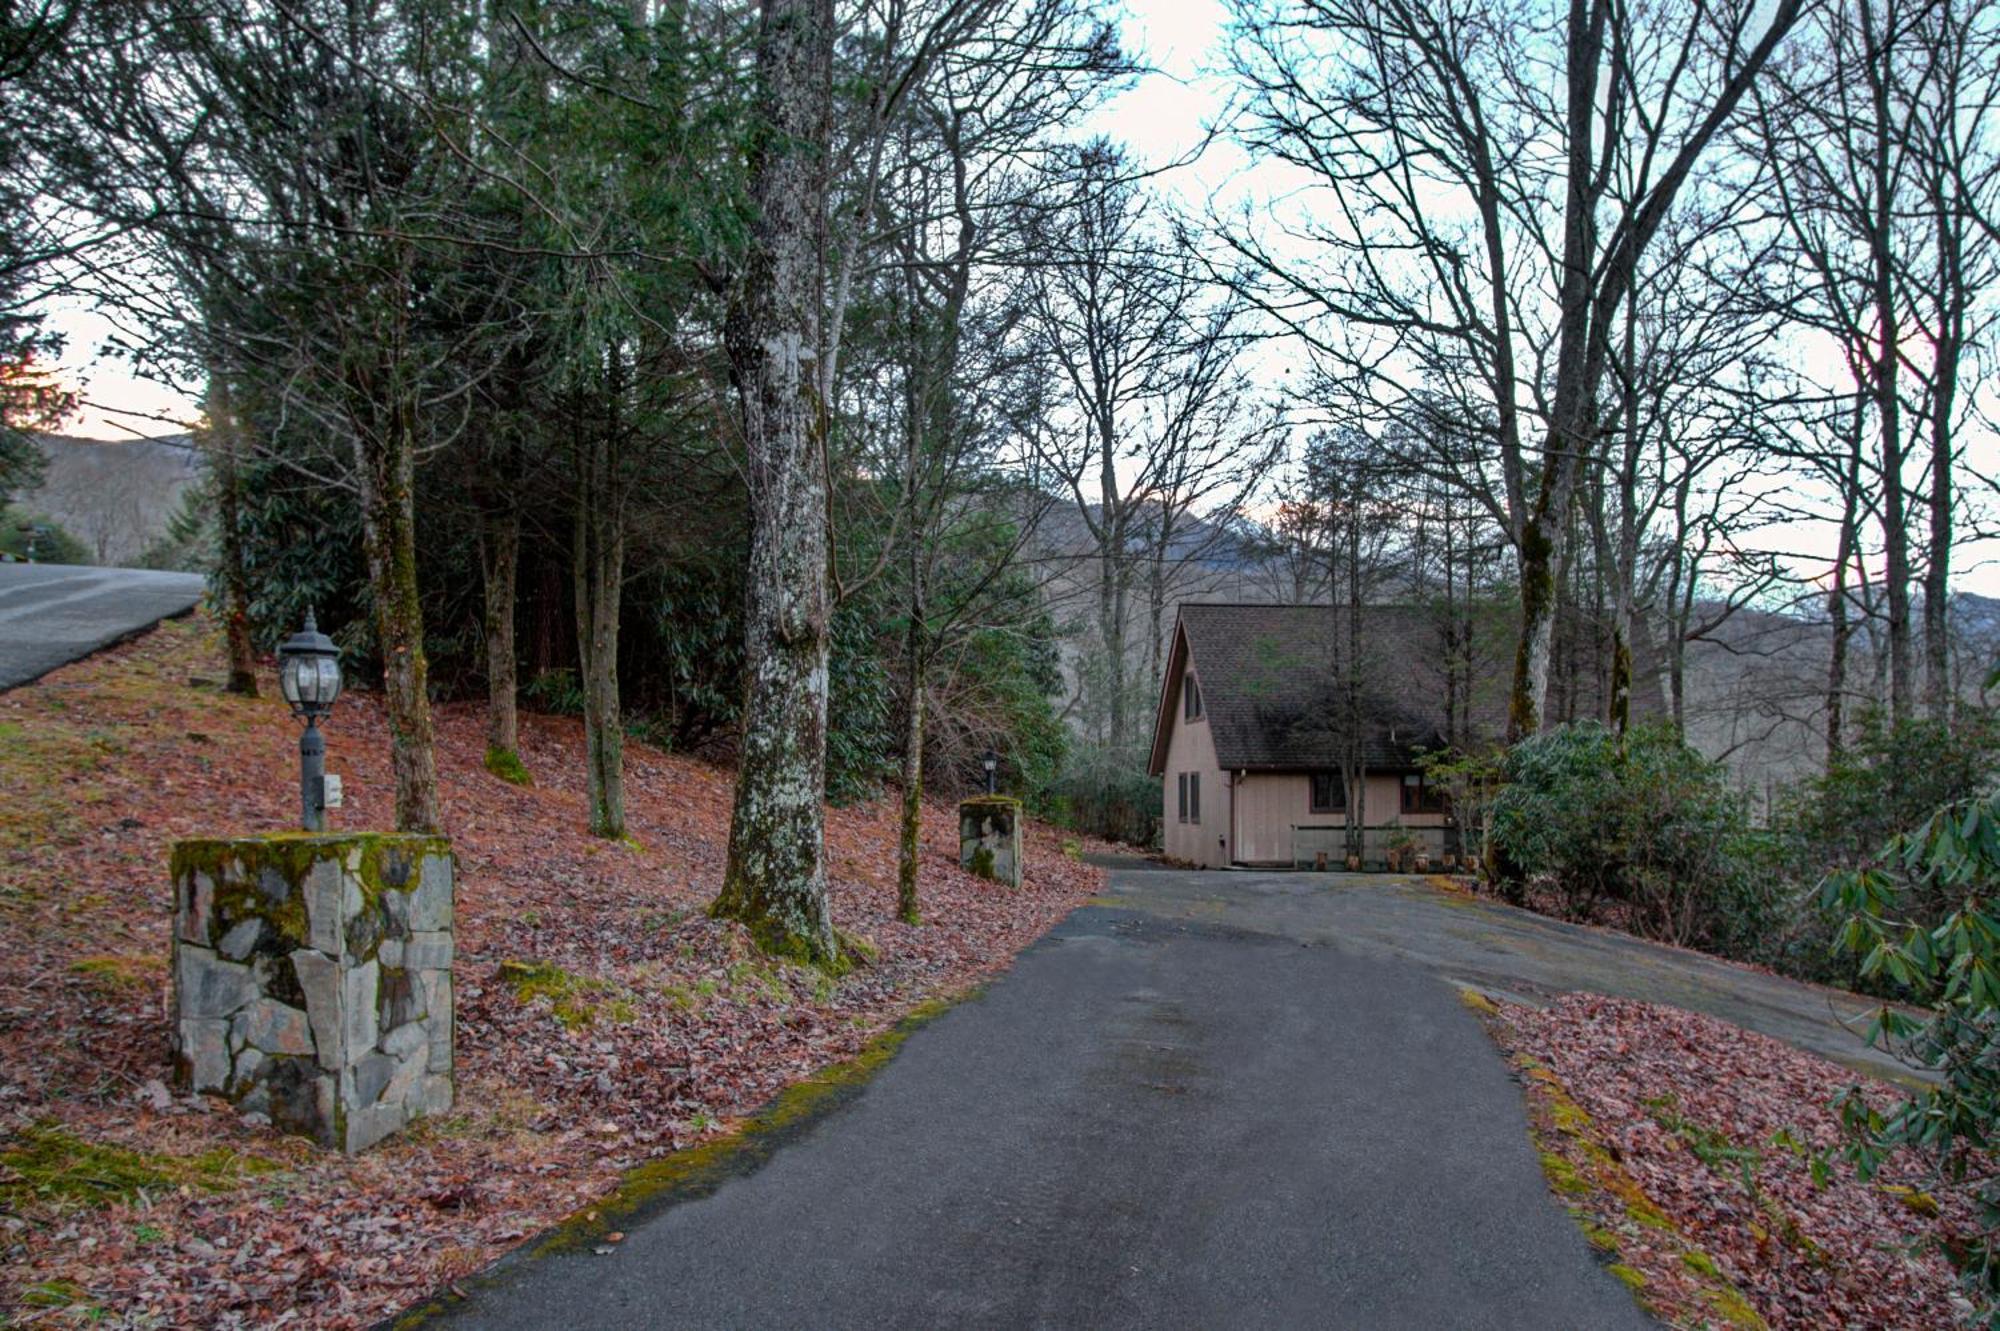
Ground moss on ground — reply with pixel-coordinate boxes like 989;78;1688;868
535;993;968;1253
67;954;164;996
482;744;534;787
1;1124;280;1212
1465;1008;1771;1330
498;960;634;1029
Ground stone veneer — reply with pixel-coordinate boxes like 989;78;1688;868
958;796;1024;888
170;834;454;1153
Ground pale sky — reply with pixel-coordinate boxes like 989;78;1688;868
39;0;2000;596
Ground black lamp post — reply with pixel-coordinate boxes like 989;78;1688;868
981;748;999;795
277;609;343;831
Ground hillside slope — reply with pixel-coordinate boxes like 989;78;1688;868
0;615;1101;1328
13;433;201;566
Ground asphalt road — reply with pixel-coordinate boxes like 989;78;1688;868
430;869;1657;1330
0;562;205;690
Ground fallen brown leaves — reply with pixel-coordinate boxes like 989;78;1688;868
1483;991;1979;1330
0;616;1105;1328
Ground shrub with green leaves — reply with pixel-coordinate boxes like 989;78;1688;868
1825;775;2000;1317
1488;721;1768;949
1768;708;2000;990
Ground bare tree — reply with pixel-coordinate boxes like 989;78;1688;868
1022;142;1263;759
1222;0;1807;739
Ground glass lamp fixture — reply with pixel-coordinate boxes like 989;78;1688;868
276;609;343;830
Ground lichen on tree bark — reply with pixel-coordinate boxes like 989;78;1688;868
710;0;840;969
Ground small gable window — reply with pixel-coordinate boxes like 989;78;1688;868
1183;671;1203;721
1310;772;1345;814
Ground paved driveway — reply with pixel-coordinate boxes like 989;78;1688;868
0;563;205;690
1104;866;1906;1084
427;868;1665;1330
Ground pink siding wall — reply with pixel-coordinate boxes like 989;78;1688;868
1232;772;1450;865
1160;668;1230;868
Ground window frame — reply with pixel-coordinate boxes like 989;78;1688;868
1309;771;1346;815
1183;671;1203;721
1189;771;1201;823
1400;772;1447;815
1177;773;1188;823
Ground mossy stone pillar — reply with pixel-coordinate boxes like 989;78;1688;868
958;796;1024;888
170;833;455;1153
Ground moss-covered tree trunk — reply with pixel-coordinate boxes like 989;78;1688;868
712;0;839;968
573;360;625;839
479;505;524;774
353;396;441;834
897;543;926;925
896;649;925;925
208;374;258;698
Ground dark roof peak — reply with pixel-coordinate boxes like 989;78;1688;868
1149;601;1661;774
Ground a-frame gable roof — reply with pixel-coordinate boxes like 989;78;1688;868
1146;601;1662;775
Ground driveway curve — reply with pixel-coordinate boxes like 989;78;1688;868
427;867;1659;1330
0;563;205;690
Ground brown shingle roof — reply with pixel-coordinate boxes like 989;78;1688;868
1149;602;1659;774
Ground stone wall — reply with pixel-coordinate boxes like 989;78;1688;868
171;834;455;1153
958;796;1024;888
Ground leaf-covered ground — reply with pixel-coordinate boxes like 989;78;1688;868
1476;991;1981;1330
0;615;1105;1328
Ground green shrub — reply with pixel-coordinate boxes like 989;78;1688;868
0;505;89;564
1770;709;2000;989
1782;708;2000;887
1824;777;2000;1317
1488;722;1768;949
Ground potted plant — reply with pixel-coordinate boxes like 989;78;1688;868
1385;827;1419;874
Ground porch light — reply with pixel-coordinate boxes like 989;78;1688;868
277;609;343;831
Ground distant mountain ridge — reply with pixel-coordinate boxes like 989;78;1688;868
16;432;202;566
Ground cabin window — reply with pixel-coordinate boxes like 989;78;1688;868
1183;672;1203;721
1401;772;1447;814
1176;772;1202;823
1309;771;1345;814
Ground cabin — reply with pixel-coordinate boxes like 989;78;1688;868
1145;604;1470;868
1147;602;1662;869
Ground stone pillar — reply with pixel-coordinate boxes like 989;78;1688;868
957;796;1024;888
170;834;455;1153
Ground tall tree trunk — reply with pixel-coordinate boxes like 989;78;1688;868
479;505;523;773
1508;0;1803;737
1922;171;1963;721
897;607;925;926
1512;505;1571;740
713;0;840;968
1148;549;1167;693
1861;0;1914;725
209;375;257;697
574;360;626;839
1826;398;1864;761
896;310;927;927
353;399;440;834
